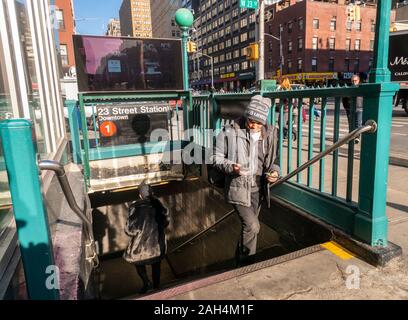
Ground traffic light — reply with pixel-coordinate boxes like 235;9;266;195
347;4;355;22
246;43;259;61
354;5;361;22
187;41;197;53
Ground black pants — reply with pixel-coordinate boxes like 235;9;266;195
233;192;262;259
135;261;161;289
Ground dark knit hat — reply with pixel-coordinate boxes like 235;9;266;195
245;95;271;125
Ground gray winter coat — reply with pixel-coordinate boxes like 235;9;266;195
213;118;281;207
123;197;170;265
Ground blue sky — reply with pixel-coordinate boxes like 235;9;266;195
74;0;123;35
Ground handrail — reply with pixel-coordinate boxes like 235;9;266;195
266;120;378;206
170;120;378;254
38;160;92;231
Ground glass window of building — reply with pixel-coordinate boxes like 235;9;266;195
313;19;319;29
330;18;337;31
355;39;361;51
312;57;317;72
249;13;256;24
356;20;362;32
329;58;335;72
297;59;302;72
241;61;248;70
354;59;360;72
346;38;351;51
240;17;248;28
56;9;65;30
288;40;292;53
249;30;255;39
344;59;350;72
240;33;247;42
233;49;239;59
287;60;292;73
233;63;239;72
298;37;303;51
371;20;375;32
233;36;239;45
298;18;304;31
60;44;69;66
288;21;293;33
312;37;318;50
370;39;375;51
329;37;335;51
346;20;352;32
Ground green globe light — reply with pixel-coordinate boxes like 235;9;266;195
175;8;194;29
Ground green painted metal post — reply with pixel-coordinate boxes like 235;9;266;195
0;120;59;300
66;100;82;164
175;8;194;137
355;0;399;246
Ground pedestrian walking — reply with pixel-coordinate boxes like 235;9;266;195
342;74;363;144
123;183;170;294
212;95;281;264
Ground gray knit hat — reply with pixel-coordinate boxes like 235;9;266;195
245;95;271;125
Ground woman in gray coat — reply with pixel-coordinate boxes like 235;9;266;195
213;95;281;263
123;184;170;294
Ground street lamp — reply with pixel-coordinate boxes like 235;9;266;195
264;28;284;77
175;8;194;91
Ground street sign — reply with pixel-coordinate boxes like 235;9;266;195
240;0;259;10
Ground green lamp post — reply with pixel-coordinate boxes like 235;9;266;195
175;8;194;91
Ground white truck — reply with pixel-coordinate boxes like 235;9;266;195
389;30;408;115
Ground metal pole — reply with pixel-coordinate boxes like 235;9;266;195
258;0;265;81
279;24;283;76
0;119;60;300
181;26;190;91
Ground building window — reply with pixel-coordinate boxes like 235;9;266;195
234;63;240;72
240;17;248;28
312;37;318;50
288;21;293;33
344;59;350;72
60;44;69;66
355;39;361;51
298;37;303;51
312;58;317;72
313;19;319;29
288;40;292;53
354;59;360;73
346;38;351;51
356;20;362;32
371;21;376;32
297;59;303;72
329;38;335;51
370;39;375;51
287;60;292;73
329;58;335;72
242;61;248;70
346;20;352;32
56;9;65;30
330;18;337;31
298;18;304;31
240;33;247;42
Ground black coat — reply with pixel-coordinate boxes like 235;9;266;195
123;197;169;265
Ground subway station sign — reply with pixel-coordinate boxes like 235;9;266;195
95;102;172;147
239;0;259;10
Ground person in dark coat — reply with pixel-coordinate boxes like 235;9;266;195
212;95;281;264
123;183;170;294
342;74;363;144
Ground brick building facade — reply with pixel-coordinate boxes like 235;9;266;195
55;0;76;75
265;0;396;84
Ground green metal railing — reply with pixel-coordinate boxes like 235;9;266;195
191;80;398;247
